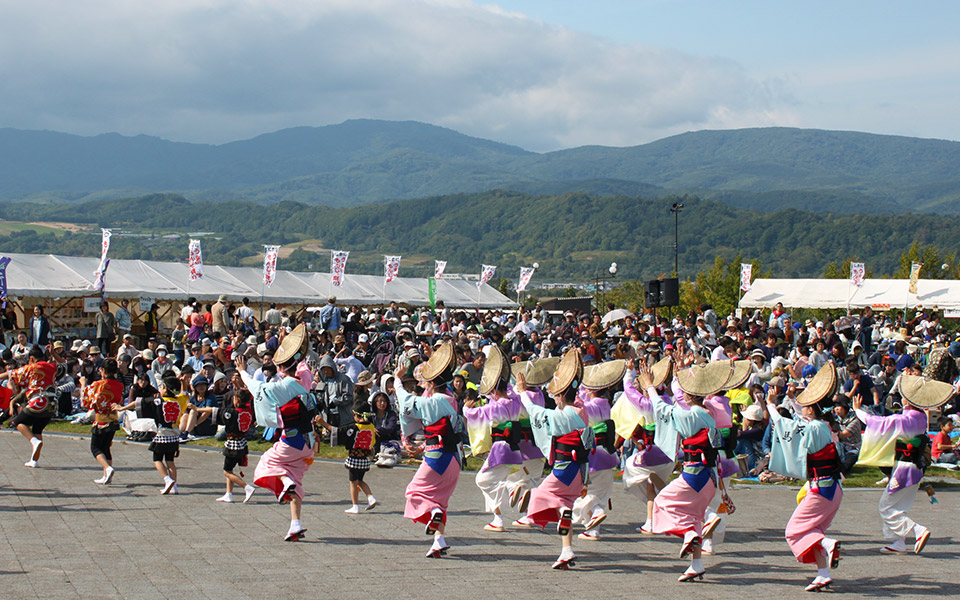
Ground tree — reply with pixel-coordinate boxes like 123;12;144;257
685;254;769;318
894;242;959;280
605;279;646;313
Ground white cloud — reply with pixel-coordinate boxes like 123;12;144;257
0;0;793;150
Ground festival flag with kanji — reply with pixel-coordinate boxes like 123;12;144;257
740;263;753;292
263;245;280;287
331;250;349;287
93;228;111;290
477;264;496;290
908;262;922;295
188;239;204;281
850;262;865;287
434;260;447;279
384;255;401;284
517;266;536;292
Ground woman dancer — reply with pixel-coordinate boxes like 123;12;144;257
396;342;463;558
765;365;842;592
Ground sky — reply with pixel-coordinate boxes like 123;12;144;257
0;0;957;152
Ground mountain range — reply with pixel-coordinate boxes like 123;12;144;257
2;120;959;213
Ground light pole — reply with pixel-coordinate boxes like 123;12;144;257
670;202;684;277
594;262;618;309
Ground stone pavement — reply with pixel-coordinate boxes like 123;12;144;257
0;430;957;599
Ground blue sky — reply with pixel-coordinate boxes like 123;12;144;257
0;0;956;151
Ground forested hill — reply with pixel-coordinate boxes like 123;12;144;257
2;121;960;213
0;191;958;282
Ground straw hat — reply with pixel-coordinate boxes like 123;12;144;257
795;362;837;407
650;355;673;388
721;359;753;391
510;357;560;387
546;349;583;397
899;374;955;409
273;323;308;365
421;341;455;382
478;344;510;395
581;359;627;391
676;361;735;397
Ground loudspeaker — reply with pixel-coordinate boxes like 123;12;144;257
645;280;661;308
660;277;680;307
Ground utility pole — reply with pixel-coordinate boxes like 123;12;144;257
670;202;684;278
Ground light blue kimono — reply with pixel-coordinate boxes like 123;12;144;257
768;404;839;498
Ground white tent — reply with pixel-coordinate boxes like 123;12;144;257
739;278;960;311
1;253;516;309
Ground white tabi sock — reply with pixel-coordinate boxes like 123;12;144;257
367;495;377;506
433;533;446;549
288;519;302;535
491;513;504;527
690;558;703;573
817;568;830;579
914;523;927;538
281;476;295;489
559;546;575;561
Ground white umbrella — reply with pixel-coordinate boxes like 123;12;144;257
602;308;634;325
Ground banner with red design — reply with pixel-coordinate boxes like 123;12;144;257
384;255;401;284
188;239;204;281
263;245;280;287
850;262;865;287
477;264;496;290
740;263;752;292
331;250;349;287
517;266;535;292
434;260;446;279
93;228;111;291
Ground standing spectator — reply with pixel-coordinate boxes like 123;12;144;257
211;295;228;337
143;303;160;341
264;303;282;327
95;302;117;355
171;318;187;367
115;299;132;339
318;296;342;332
28;305;50;347
236;297;255;334
315;354;355;427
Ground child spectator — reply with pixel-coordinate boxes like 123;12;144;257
932;417;958;465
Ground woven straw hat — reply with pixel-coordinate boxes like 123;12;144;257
421;341;455;382
721;360;753;391
676;361;736;397
650;356;674;388
795;362;837;407
899;374;955;409
546;349;583;397
510;357;560;387
582;359;627;391
273;323;308;365
478;344;510;395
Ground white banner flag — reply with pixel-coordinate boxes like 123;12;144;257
740;263;752;292
331;250;349;287
850;262;865;287
477;264;496;290
188;239;204;281
434;260;447;279
908;262;922;295
384;255;401;284
263;245;280;287
92;228;111;290
517;266;535;292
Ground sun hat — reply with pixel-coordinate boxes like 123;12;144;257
795;362;837;406
358;333;369;343
720;359;753;391
676;361;735;397
478;344;510;395
898;375;955;409
742;404;764;422
142;349;155;361
510;357;561;387
421;341;455;382
356;370;375;386
89;346;101;355
650;356;674;388
749;349;766;360
581;359;627;391
546;349;583;397
52;340;64;349
273;323;308;365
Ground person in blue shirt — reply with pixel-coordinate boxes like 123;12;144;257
318;296;342;332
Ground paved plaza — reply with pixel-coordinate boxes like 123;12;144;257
0;430;956;599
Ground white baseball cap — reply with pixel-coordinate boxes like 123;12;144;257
358;333;369;343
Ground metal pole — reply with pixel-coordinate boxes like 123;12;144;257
674;208;679;276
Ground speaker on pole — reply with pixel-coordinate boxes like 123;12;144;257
660;277;680;307
645;279;661;308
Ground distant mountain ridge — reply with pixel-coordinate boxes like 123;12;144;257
2;120;960;212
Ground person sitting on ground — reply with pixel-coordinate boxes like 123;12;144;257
932;417;958;466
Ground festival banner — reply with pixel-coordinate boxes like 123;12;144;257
331;250;349;287
93;228;111;290
384;255;401;284
0;256;11;299
428;277;437;311
517;266;535;292
740;263;753;292
263;245;280;287
850;262;865;287
188;239;204;281
434;260;447;279
908;261;922;295
477;264;496;290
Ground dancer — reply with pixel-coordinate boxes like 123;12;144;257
81;358;124;484
464;345;536;532
516;349;591;570
612;356;675;534
855;373;954;555
639;359;728;582
508;357;557;529
238;324;317;541
191;389;257;503
314;397;379;514
113;374;189;494
572;358;627;541
765;364;842;592
1;346;60;467
396;341;463;558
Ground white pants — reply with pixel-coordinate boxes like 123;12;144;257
476;461;541;514
623;458;675;504
703;476;730;544
520;458;545;489
879;483;920;540
573;469;614;525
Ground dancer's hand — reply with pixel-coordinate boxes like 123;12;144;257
515;373;528;393
636;361;654;390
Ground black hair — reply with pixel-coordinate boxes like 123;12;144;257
100;358;119;376
161;377;181;393
28;345;45;360
938;416;952;429
494;377;509;394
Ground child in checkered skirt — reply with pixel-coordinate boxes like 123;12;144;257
192;389;257;503
314;397;378;514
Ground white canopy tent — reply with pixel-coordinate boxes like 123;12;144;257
739;278;960;311
1;252;516;309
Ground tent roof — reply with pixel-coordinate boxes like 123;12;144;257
2;253;516;309
739;278;959;310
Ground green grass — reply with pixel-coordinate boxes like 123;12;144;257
731;464;960;488
0;221;64;235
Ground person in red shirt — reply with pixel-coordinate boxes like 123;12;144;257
0;345;58;467
932;418;958;465
81;358;125;484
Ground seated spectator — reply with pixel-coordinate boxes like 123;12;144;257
832;395;862;474
932;417;958;465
